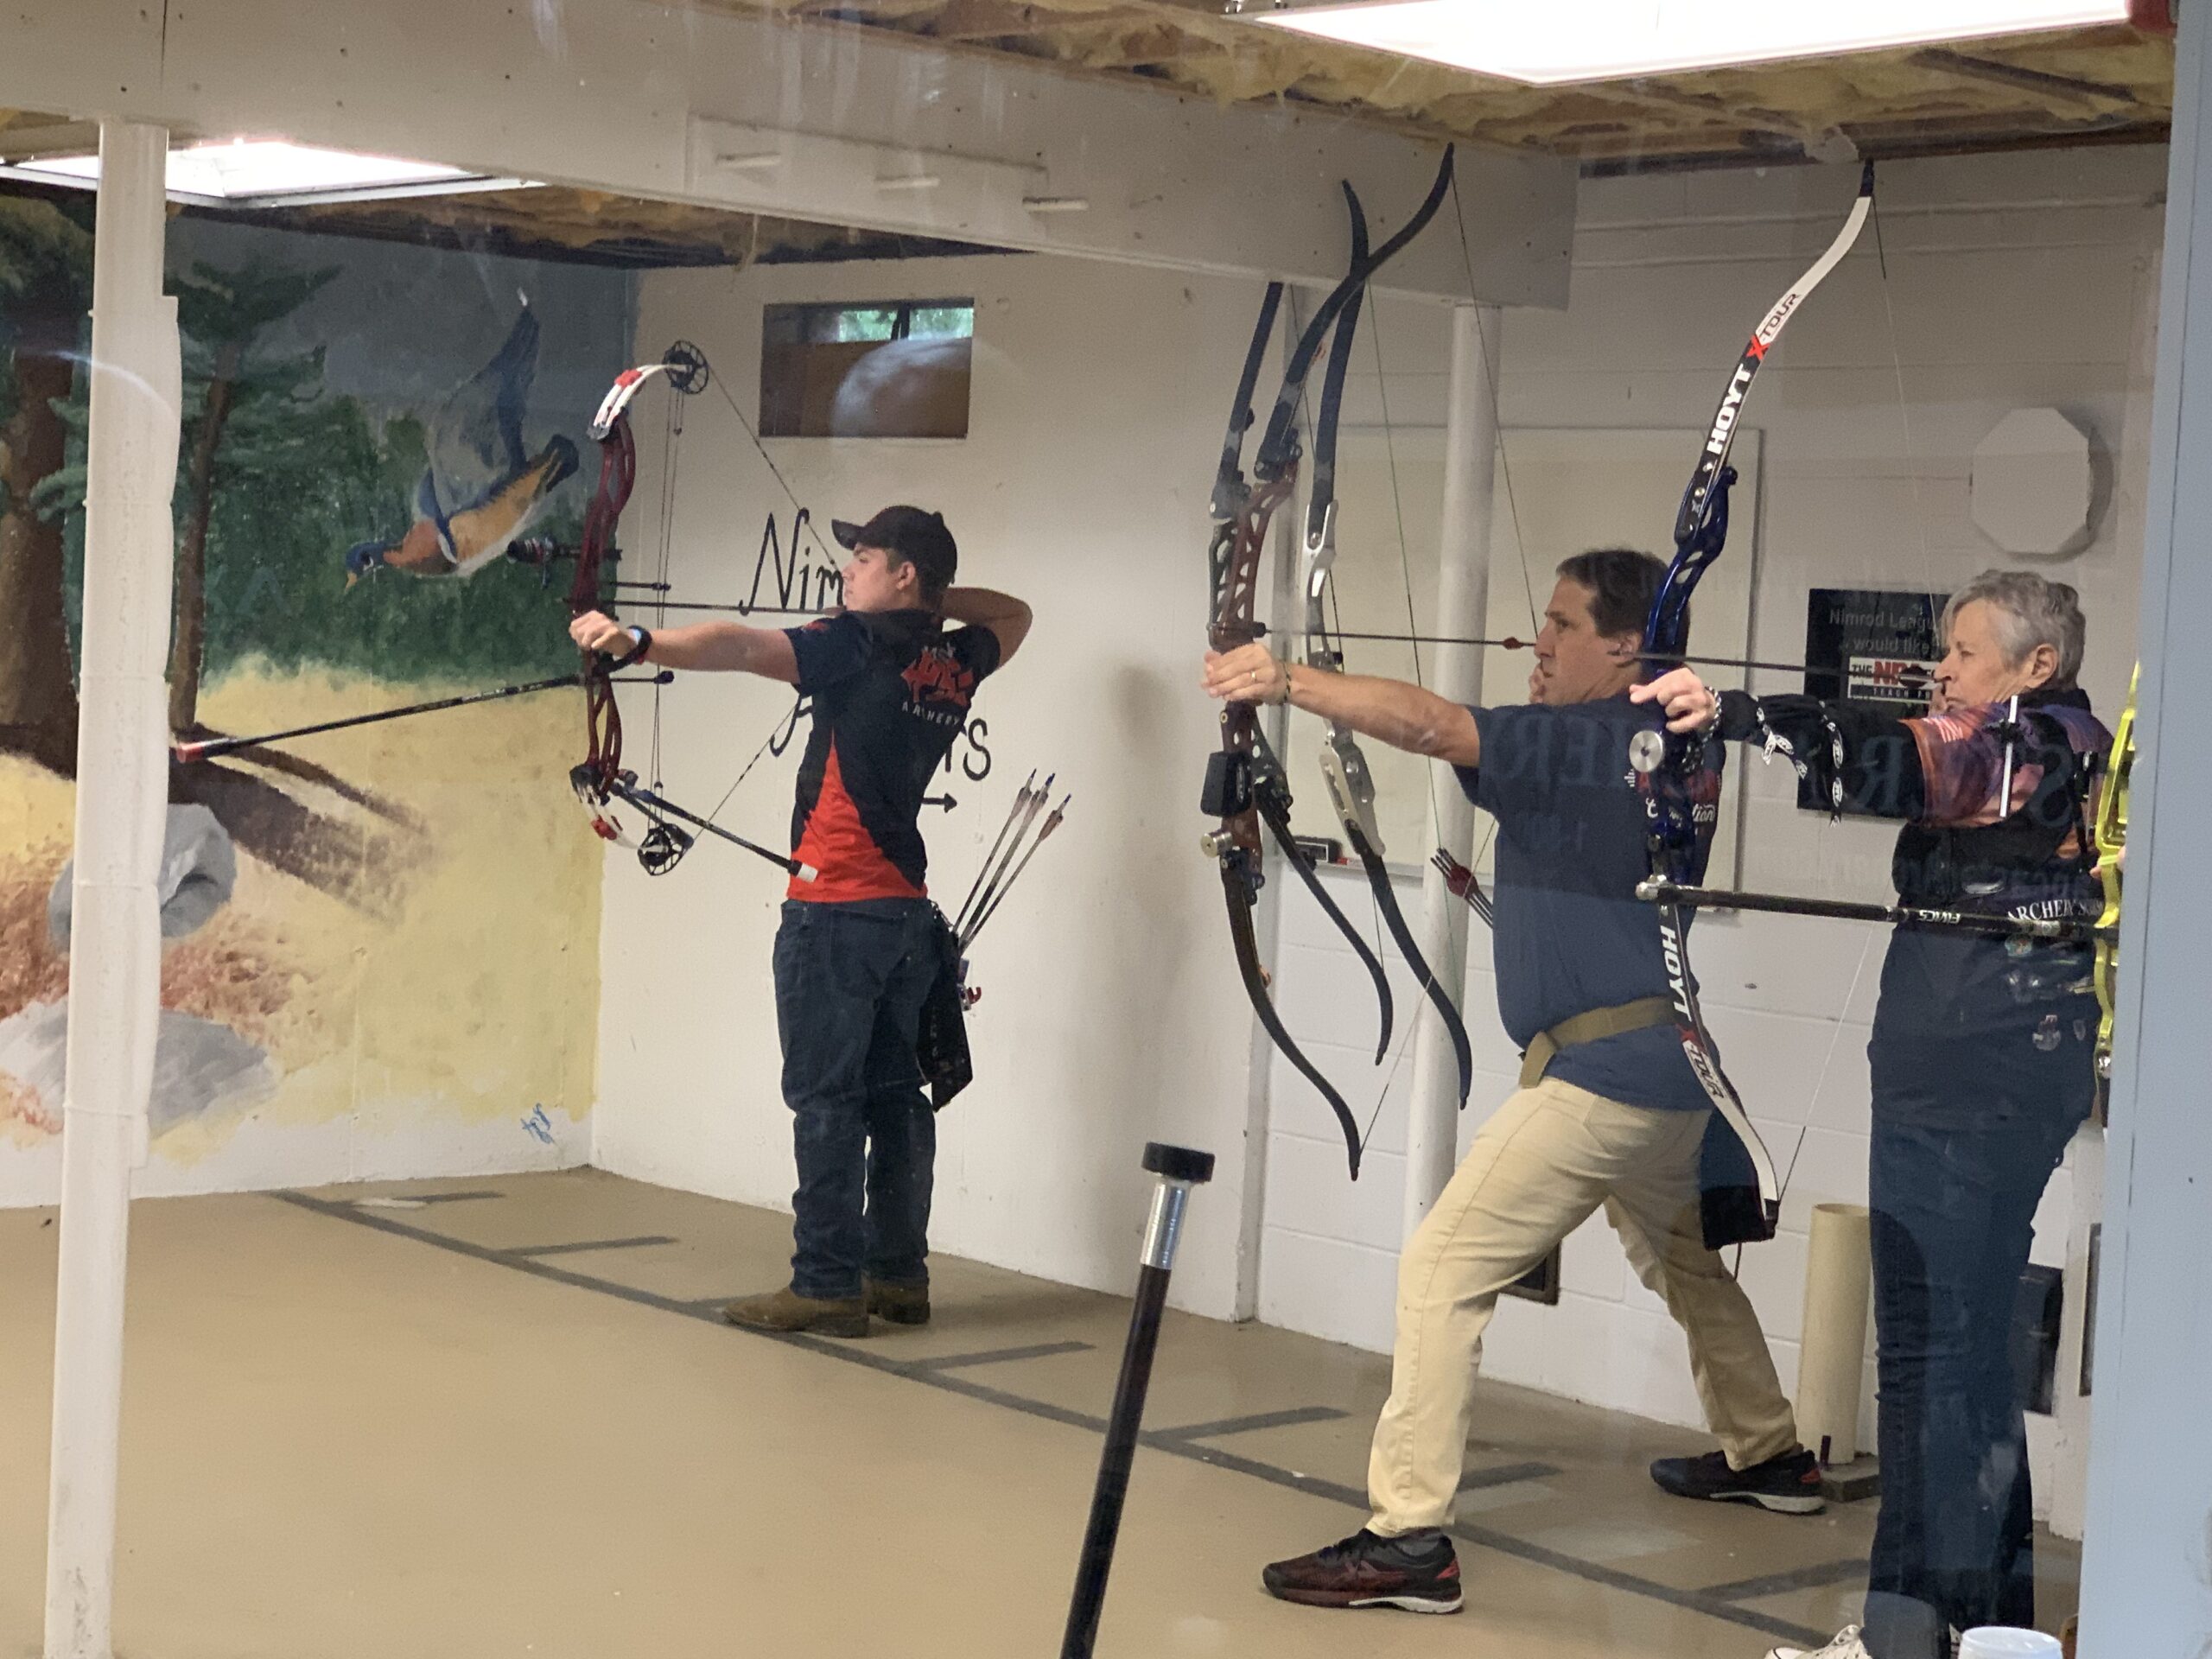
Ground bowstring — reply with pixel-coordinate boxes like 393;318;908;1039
700;360;842;573
1446;171;1541;890
697;700;807;829
1870;173;1935;592
632;343;827;839
646;375;684;796
694;343;832;834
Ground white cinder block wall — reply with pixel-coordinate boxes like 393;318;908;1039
1256;146;2158;1527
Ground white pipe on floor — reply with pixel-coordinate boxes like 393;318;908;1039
1403;304;1499;1238
44;118;180;1659
1796;1201;1872;1465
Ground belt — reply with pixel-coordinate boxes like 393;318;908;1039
1518;995;1677;1089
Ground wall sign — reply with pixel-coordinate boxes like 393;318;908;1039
1802;588;1943;709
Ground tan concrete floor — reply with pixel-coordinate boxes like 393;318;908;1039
0;1169;2079;1657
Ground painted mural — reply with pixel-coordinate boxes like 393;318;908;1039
0;189;630;1192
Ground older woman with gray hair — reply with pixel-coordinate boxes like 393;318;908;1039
1633;570;2110;1659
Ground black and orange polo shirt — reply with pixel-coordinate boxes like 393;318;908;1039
782;610;1000;903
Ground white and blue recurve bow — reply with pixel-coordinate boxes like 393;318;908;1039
1630;163;1876;1241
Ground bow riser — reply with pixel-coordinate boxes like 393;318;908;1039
571;415;640;810
1209;474;1299;652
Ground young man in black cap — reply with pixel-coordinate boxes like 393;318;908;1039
572;505;1030;1336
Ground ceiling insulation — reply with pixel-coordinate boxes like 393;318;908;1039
0;10;2175;266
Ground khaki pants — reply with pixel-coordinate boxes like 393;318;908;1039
1367;1076;1799;1535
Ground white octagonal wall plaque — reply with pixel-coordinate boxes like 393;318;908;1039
1970;407;2099;557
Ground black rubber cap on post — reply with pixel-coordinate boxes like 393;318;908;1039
1142;1142;1216;1185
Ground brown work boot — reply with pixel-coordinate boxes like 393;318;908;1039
720;1286;868;1338
864;1278;931;1326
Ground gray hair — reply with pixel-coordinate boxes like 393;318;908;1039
1940;569;2086;689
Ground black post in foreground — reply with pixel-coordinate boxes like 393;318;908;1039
1059;1141;1216;1659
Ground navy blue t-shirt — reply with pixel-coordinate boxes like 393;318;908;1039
1457;696;1722;1112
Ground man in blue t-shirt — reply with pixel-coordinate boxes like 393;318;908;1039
574;505;1029;1338
1203;548;1813;1617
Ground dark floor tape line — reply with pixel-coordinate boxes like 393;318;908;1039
1459;1459;1562;1493
1697;1555;1870;1603
1154;1405;1348;1440
358;1189;506;1205
507;1235;678;1257
274;1189;1827;1649
910;1341;1096;1370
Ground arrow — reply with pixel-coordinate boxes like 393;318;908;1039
511;536;836;616
1304;628;1875;681
169;670;675;765
963;791;1069;950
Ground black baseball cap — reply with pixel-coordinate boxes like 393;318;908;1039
830;505;957;594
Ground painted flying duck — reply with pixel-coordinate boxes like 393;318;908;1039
345;299;578;584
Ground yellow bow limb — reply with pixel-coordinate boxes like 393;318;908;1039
2092;664;2138;1084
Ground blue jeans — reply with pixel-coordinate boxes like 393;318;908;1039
1861;974;2093;1658
772;899;942;1300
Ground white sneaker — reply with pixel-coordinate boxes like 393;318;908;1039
1766;1630;1872;1659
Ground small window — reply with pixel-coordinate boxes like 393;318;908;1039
760;298;974;438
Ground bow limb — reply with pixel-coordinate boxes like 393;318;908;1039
1211;284;1286;530
1220;853;1364;1180
590;342;710;442
1652;890;1782;1236
1301;193;1475;1109
1343;809;1475;1106
1253;149;1456;479
2092;665;2137;1086
1249;744;1395;1064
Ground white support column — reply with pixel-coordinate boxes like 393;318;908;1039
2077;0;2212;1649
1403;304;1500;1236
44;119;180;1659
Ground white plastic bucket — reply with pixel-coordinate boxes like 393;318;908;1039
1957;1630;2063;1659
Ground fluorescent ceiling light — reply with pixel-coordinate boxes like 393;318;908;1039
6;138;525;206
1248;0;2133;86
